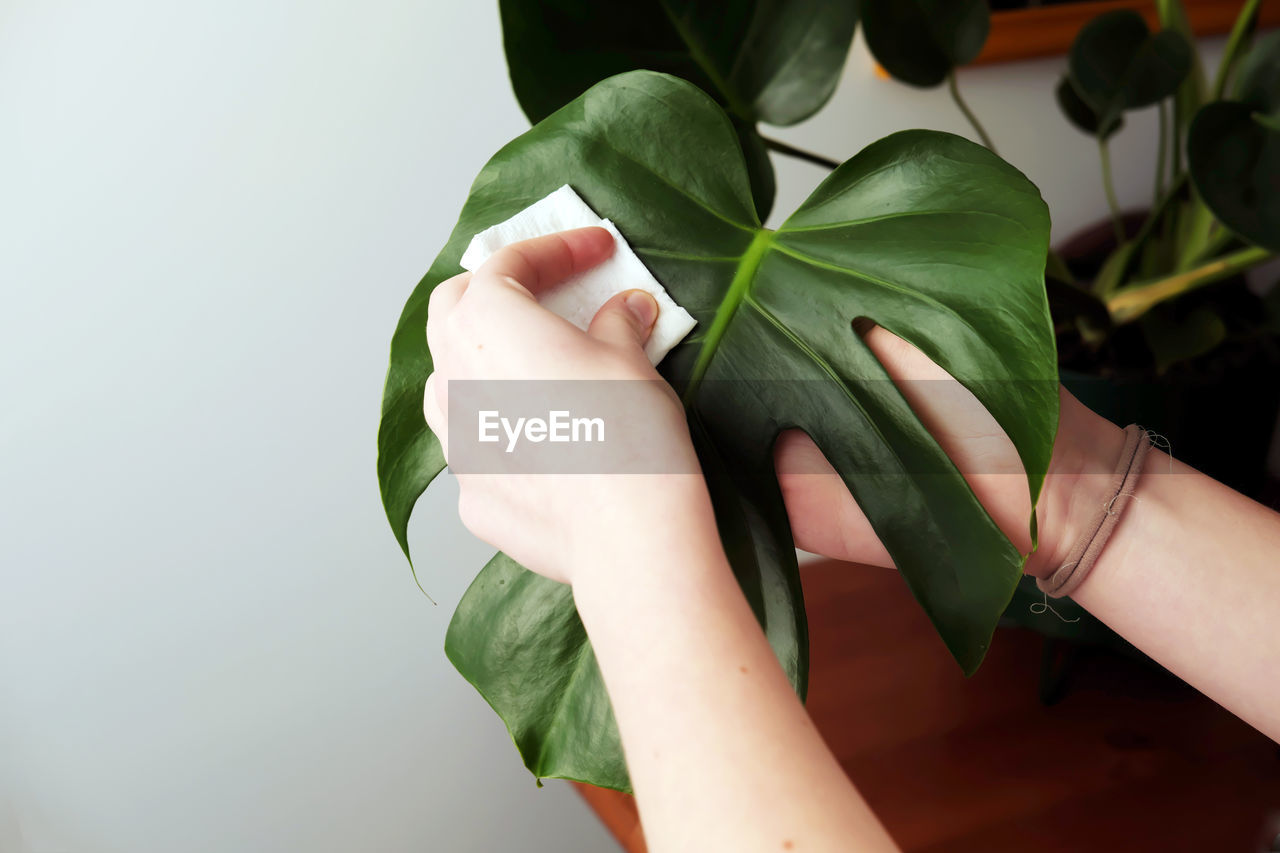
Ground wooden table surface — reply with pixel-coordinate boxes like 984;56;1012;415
575;560;1280;852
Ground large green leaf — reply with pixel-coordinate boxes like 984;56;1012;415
1188;32;1280;251
1068;9;1192;126
378;71;1057;791
500;0;857;126
861;0;989;88
498;0;859;220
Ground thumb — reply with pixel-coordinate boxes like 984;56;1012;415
587;289;658;352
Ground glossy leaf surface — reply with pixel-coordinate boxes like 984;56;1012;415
1188;32;1280;251
861;0;989;87
378;71;1057;791
499;0;859;220
1068;9;1192;124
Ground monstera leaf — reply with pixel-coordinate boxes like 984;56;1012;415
1188;32;1280;252
861;0;989;87
498;0;859;220
377;71;1057;791
1067;9;1192;126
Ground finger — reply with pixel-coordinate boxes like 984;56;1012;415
423;372;448;460
426;271;471;359
474;227;614;298
773;430;893;569
863;324;950;383
586;289;658;353
429;271;471;318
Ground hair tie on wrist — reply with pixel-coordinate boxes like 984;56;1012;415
1037;424;1152;600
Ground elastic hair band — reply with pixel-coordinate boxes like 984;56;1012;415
1036;423;1152;599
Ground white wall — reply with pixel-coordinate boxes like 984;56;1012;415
0;3;1224;852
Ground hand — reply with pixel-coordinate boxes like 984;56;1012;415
775;326;1124;577
423;227;714;585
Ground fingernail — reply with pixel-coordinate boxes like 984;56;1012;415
624;290;658;331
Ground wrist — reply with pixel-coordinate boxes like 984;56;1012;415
567;474;729;594
1025;389;1128;579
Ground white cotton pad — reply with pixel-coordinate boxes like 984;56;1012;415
459;185;697;366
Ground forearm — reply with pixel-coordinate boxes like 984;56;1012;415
1039;396;1280;741
572;481;897;853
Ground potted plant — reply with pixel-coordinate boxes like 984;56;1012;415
377;0;1279;791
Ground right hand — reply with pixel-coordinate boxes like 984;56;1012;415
774;325;1124;577
423;227;715;586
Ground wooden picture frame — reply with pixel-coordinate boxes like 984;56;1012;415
976;0;1280;65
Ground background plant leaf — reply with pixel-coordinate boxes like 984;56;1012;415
379;71;1057;791
498;0;858;220
1235;31;1280;108
1056;75;1124;139
1141;304;1227;373
1068;9;1192;125
861;0;989;87
1188;32;1280;251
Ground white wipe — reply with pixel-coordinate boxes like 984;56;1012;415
459;185;697;365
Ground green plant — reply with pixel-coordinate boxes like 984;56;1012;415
497;0;858;220
1051;4;1278;369
377;0;1277;791
857;1;1279;371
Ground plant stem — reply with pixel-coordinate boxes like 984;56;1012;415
1106;245;1271;323
946;71;997;152
1155;99;1169;208
1171;102;1185;178
1175;198;1218;270
1097;138;1125;245
1189;224;1237;265
1212;0;1263;100
1145;172;1188;237
1121;172;1188;279
759;135;840;171
1157;0;1204;181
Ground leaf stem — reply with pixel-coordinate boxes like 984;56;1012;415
759;135;840;171
1155;99;1169;208
1175;198;1218;270
1106;245;1271;323
657;0;752;119
1123;172;1188;281
1097;138;1125;245
1212;0;1263;100
1189;224;1237;266
946;71;997;153
682;229;774;404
